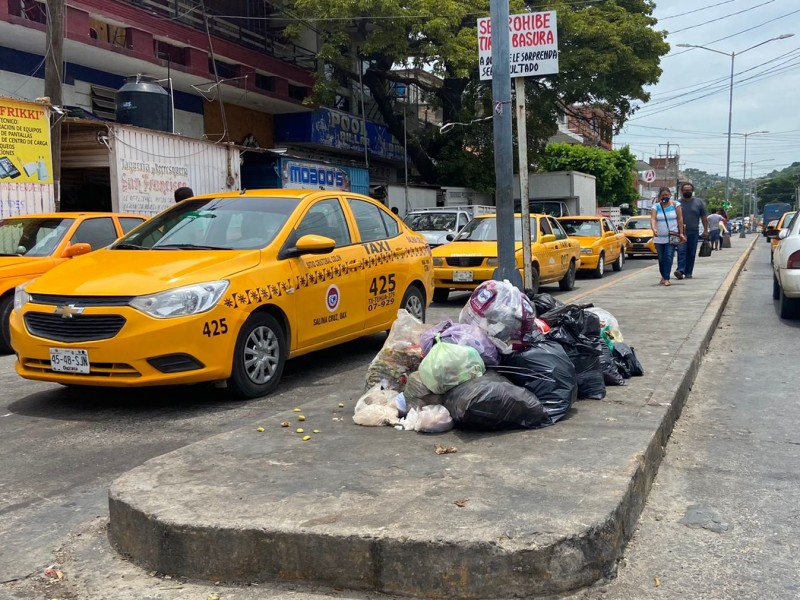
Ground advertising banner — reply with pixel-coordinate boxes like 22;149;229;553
281;158;352;191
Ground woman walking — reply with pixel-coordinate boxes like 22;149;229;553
651;187;686;286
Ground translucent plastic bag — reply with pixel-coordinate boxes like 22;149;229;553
401;405;454;433
420;320;500;366
353;384;401;426
418;336;486;394
403;371;444;410
365;309;429;390
459;280;535;342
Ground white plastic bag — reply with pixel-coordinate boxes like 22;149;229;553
459;280;535;342
365;309;429;390
353;384;401;426
401;405;454;433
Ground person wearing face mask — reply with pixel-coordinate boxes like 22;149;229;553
674;182;709;280
651;187;686;286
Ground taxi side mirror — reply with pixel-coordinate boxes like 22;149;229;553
62;242;92;258
446;233;455;242
766;229;783;239
603;231;616;238
287;234;336;257
540;234;556;243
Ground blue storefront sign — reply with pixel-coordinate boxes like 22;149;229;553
240;156;369;195
274;109;407;163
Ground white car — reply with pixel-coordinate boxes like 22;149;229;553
771;211;800;318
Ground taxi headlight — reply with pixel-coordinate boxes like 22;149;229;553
432;257;443;266
580;248;593;255
487;258;499;266
13;280;35;311
130;280;230;318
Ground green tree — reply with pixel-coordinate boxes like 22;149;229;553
289;0;669;187
539;143;639;206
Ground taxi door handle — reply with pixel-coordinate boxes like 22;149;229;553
393;248;406;256
347;259;363;268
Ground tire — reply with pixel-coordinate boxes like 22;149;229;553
773;275;780;300
529;264;541;295
0;295;13;354
558;261;576;291
627;252;634;260
401;285;425;322
432;288;450;304
779;285;798;319
227;312;287;399
612;250;624;272
591;253;605;279
770;249;774;265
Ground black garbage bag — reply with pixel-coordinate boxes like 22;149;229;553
612;343;644;377
500;339;577;423
538;302;594;328
544;308;606;400
525;291;564;316
599;341;625;386
443;371;547;430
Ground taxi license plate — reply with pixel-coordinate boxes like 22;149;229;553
50;348;90;374
453;270;473;282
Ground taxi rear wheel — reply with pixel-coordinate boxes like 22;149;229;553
401;286;426;322
558;261;576;291
773;275;780;300
528;265;541;295
591;253;605;279
612;250;624;272
228;313;286;399
0;295;13;354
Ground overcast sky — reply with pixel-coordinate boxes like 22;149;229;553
613;0;799;182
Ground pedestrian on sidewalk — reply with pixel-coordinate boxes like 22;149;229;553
675;182;709;280
651;187;685;286
707;209;723;250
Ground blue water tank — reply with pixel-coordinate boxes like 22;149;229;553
116;75;173;133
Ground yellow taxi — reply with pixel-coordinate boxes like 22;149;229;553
10;190;433;399
0;212;145;353
431;213;581;301
771;211;796;262
622;215;657;258
557;215;628;278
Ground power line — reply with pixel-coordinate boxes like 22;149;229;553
659;0;737;21
665;0;776;36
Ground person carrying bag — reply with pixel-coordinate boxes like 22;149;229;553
650;187;686;286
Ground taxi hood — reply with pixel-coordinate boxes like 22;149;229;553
433;241;525;257
27;249;262;296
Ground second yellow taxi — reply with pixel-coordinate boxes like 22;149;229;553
771;210;796;263
622;215;657;259
557;215;627;278
10;190;433;399
431;213;581;301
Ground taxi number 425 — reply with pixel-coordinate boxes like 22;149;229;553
203;318;229;337
369;274;396;295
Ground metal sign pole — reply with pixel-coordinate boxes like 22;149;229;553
490;0;523;288
514;77;533;290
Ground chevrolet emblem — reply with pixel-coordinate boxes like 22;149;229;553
53;304;84;319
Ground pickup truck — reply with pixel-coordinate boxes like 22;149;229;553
403;205;495;248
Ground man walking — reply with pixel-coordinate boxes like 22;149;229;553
675;182;709;280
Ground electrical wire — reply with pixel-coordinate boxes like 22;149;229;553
666;0;776;36
659;0;737;21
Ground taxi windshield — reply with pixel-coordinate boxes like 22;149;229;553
404;213;457;231
113;197;299;250
455;217;538;242
625;219;650;230
560;220;601;237
0;217;74;257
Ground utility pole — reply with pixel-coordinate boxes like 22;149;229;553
45;0;64;209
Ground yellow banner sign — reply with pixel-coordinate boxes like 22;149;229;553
0;98;53;184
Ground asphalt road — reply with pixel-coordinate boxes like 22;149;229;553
0;256;656;591
568;239;800;599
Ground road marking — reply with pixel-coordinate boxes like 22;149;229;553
564;262;658;304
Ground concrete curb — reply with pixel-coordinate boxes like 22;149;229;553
107;239;757;599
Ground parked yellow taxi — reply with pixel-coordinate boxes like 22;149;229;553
771;211;796;262
431;213;581;301
622;215;657;258
557;215;628;278
0;212;145;353
10;191;433;398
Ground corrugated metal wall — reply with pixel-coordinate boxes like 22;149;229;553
347;166;369;195
108;125;240;217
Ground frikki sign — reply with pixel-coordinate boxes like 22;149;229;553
477;11;559;81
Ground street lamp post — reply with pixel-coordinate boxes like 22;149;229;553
677;34;794;235
739;131;768;237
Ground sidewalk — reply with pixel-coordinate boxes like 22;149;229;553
107;237;756;599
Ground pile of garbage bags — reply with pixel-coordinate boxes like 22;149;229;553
357;280;643;433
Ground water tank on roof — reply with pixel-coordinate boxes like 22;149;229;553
116;75;173;133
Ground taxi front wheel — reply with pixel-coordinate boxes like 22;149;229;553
401;286;426;322
0;295;13;354
228;312;287;399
